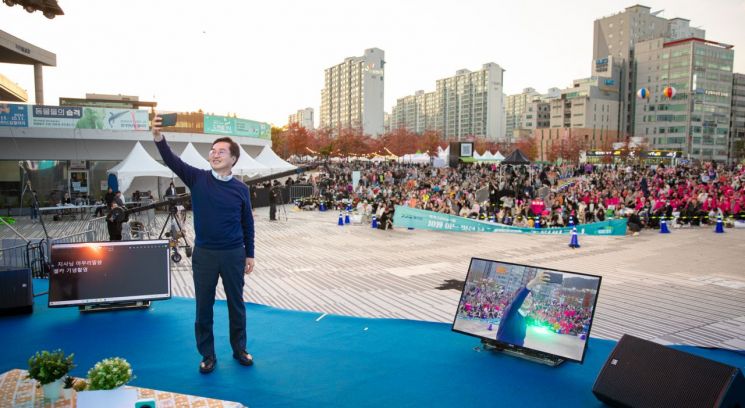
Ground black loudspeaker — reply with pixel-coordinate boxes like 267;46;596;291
593;334;745;408
0;267;33;315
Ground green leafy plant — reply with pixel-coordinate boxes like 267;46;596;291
86;357;134;390
27;349;75;385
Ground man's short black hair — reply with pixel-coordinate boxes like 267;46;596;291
212;137;240;167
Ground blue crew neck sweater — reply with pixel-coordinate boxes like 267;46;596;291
155;137;254;258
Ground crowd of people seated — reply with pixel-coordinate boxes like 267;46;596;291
298;159;745;233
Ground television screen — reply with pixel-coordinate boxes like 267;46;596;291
452;258;601;363
49;240;171;307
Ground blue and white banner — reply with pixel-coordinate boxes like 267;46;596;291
393;206;627;236
0;103;28;127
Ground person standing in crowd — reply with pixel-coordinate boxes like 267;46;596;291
164;182;177;198
269;180;279;221
152;114;255;374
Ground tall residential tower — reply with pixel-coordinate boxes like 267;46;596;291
320;48;385;136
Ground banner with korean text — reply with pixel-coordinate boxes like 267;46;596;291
29;105;149;130
204;115;271;139
0;103;29;127
392;206;627;236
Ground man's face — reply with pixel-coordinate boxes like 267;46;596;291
209;142;235;173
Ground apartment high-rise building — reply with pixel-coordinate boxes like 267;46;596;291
634;37;734;162
320;48;385;136
435;63;505;140
288;107;314;130
731;73;745;163
593;5;705;137
505;87;559;142
390;90;437;133
390;63;505;140
506;88;540;137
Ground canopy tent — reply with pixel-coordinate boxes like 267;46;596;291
501;149;531;165
234;144;270;178
179;142;211;170
493;151;505;161
255;146;296;175
107;142;173;195
398;153;430;164
473;151;483;160
437;146;450;160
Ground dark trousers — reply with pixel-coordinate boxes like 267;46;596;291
106;220;122;240
192;246;247;358
269;202;277;220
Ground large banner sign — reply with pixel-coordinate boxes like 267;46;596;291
29;106;149;130
0;103;29;127
393;206;627;236
204;115;271;139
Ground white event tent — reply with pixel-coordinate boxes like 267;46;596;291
179;142;211;170
233;144;270;178
254;146;296;175
107;142;173;197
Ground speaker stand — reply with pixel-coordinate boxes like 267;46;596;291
78;301;151;313
480;339;565;367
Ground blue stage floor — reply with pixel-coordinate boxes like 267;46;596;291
1;280;743;407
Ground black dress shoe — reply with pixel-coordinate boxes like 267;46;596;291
233;350;254;366
199;355;217;374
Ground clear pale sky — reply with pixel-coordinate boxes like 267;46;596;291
2;0;744;127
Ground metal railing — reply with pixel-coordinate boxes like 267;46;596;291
289;185;314;200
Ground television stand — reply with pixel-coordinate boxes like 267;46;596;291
480;339;565;367
79;301;151;313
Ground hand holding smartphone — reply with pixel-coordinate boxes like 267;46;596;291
159;113;177;127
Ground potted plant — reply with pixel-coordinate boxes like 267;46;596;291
26;349;75;401
61;375;76;400
77;357;137;407
86;357;134;390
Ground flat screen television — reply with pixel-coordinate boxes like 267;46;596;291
452;258;602;364
49;240;171;308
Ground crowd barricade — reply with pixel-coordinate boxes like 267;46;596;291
289;185;313;201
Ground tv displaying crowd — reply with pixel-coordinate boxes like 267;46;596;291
290;158;745;233
456;277;594;337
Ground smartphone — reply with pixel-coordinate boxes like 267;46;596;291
159;113;177;127
546;272;564;284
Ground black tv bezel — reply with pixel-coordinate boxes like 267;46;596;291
451;258;602;364
48;239;172;308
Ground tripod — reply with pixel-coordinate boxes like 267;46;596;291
158;204;192;263
269;187;288;222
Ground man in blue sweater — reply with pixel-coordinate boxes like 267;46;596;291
153;115;255;374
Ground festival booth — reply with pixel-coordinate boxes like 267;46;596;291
398;153;430;164
233;145;270;179
106;142;174;200
254;146;296;175
178;142;211;171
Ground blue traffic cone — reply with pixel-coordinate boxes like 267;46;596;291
535;216;541;229
319;202;326;212
487;323;493;331
569;227;580;248
371;216;378;228
715;215;725;233
660;218;670;234
568;216;574;228
346;204;352;212
344;211;350;224
338;212;344;226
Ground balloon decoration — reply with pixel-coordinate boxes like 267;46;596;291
662;86;677;99
636;87;650;99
